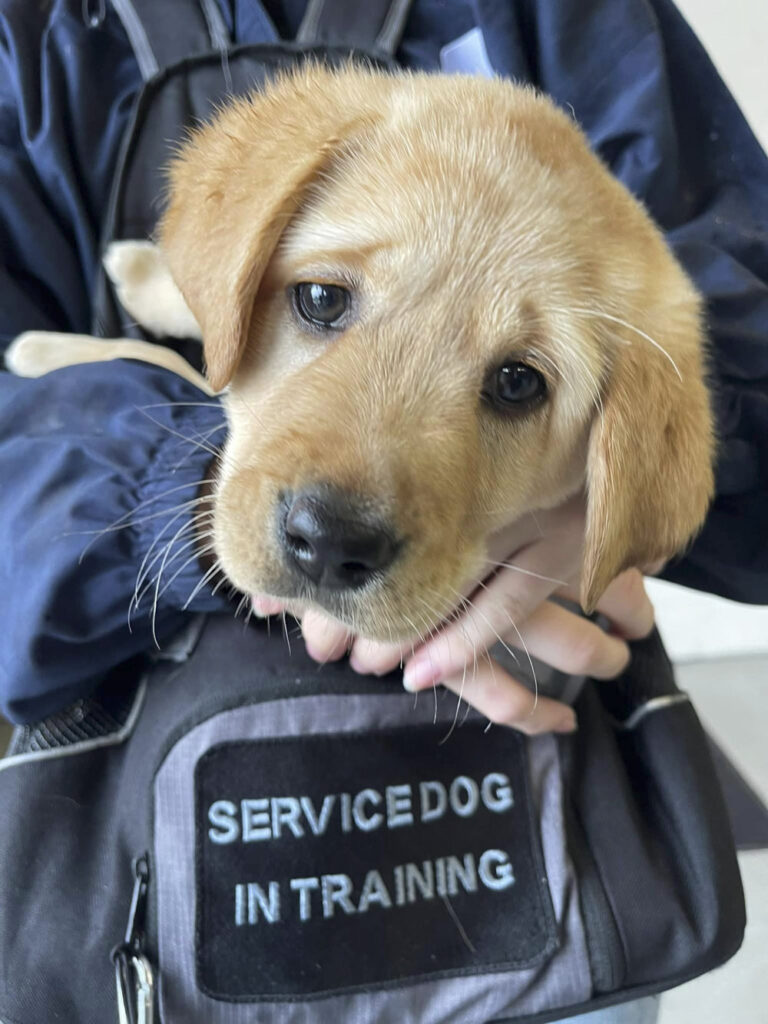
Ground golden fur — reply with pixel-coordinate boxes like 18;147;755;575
156;65;714;639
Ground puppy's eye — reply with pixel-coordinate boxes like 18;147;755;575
294;282;350;328
484;362;547;411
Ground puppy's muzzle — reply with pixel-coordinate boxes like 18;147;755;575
280;488;399;591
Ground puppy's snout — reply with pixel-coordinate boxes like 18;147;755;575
280;490;398;590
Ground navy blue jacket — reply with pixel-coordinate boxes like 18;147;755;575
1;0;767;723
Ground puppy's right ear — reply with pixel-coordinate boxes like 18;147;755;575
159;68;380;392
580;300;715;612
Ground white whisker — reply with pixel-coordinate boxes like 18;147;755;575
70;478;216;555
150;515;204;646
183;559;225;610
133;406;224;458
152;538;218;606
482;559;567;586
473;576;539;714
551;305;683;381
132;502;212;609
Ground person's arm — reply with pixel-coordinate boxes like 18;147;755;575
0;3;227;723
0;364;228;723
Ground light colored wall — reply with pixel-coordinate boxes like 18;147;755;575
674;0;768;150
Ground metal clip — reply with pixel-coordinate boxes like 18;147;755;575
116;966;129;1024
132;954;154;1024
113;949;154;1024
113;854;154;1024
125;855;150;953
114;947;133;1024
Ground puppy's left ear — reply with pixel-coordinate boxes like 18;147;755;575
159;67;381;391
580;304;715;612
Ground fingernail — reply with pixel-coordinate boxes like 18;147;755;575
554;709;578;733
403;658;440;692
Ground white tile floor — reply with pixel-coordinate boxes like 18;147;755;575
659;850;768;1024
658;659;768;1024
647;580;768;663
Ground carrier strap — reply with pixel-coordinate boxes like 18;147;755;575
296;0;414;57
109;0;231;80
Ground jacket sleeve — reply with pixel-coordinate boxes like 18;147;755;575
0;3;229;723
492;0;768;603
0;365;229;724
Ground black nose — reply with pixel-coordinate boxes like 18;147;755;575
281;490;397;589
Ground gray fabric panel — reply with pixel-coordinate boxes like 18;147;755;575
524;731;591;1016
154;694;591;1023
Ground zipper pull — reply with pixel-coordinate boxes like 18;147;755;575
125;854;150;953
113;854;154;1024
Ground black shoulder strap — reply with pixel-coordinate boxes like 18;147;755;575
111;0;411;79
296;0;413;57
109;0;231;80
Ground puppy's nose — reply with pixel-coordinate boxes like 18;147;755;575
281;491;397;589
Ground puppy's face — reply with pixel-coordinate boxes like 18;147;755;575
161;68;714;639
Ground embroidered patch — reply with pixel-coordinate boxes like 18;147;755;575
194;723;556;999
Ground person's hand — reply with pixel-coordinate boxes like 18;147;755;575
253;494;656;734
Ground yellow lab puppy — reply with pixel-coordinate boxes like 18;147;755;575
161;66;713;639
9;67;714;686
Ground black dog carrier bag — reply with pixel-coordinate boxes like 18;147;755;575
0;614;745;1023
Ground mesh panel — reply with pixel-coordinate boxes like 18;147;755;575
7;674;142;757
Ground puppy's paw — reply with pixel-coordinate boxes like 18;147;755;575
4;332;68;377
6;330;216;394
103;240;202;341
103;239;163;286
6;331;136;377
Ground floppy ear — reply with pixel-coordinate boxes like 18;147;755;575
580;309;715;612
159;67;380;391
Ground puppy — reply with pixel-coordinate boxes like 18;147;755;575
7;241;212;395
9;65;715;643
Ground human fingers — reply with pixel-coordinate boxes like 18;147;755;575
349;637;408;676
300;608;351;662
558;568;655;640
510;600;631;679
402;565;557;692
440;655;577;735
402;499;590;692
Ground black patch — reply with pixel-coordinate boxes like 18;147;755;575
194;723;557;1000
